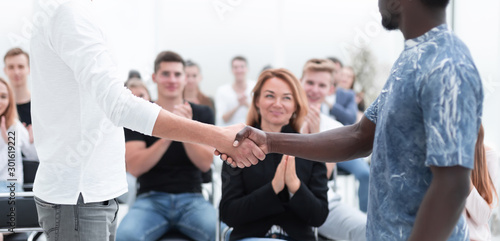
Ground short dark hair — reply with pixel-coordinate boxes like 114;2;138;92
4;48;29;65
185;60;201;73
128;69;141;80
154;51;185;73
231;56;247;66
327;57;343;68
421;0;450;8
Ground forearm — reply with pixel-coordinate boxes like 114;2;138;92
267;118;374;163
126;140;171;177
408;166;470;241
184;143;214;172
152;110;227;148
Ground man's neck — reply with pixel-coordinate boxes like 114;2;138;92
13;86;31;104
400;6;446;40
155;95;184;112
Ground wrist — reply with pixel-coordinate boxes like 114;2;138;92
271;180;282;194
288;179;301;194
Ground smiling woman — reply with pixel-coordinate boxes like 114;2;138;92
219;68;329;240
0;77;37;193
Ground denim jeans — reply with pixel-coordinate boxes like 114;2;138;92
337;158;370;212
116;191;216;241
34;194;119;241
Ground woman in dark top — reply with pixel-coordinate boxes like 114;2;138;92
220;69;328;241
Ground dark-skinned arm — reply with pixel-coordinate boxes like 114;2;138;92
408;165;471;241
229;115;376;163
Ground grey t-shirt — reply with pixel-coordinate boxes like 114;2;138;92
365;24;483;241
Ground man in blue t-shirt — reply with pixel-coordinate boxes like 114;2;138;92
225;0;483;240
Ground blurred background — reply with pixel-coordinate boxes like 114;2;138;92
0;0;499;151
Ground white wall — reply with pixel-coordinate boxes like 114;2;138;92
453;0;500;151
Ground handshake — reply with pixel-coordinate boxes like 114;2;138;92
214;124;270;168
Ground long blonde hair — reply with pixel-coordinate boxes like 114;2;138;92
472;124;498;206
247;68;308;133
0;78;18;129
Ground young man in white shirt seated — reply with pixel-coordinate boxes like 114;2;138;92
300;58;367;241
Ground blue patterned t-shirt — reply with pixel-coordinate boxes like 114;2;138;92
364;24;483;241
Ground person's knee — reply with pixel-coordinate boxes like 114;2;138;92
116;219;144;241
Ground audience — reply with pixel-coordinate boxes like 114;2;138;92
1;34;495;241
215;56;255;126
184;60;215;112
302;59;370;212
338;66;366;122
219;68;328;240
300;59;367;240
125;78;151;101
0;77;37;193
3;48;33;126
116;51;217;241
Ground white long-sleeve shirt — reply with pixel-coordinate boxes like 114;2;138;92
30;0;161;204
214;81;255;126
0;121;38;185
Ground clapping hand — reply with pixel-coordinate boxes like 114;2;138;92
272;155;301;194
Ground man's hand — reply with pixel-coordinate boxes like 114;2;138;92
173;102;193;120
301;104;321;134
215;125;270;167
214;124;266;168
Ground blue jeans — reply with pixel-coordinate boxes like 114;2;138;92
34;194;119;241
116;191;216;241
337;158;370;212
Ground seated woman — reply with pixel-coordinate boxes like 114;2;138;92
464;124;498;241
219;69;329;241
0;77;37;193
0;77;37;241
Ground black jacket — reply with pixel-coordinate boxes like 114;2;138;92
219;125;329;241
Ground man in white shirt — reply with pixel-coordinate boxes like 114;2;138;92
300;59;367;241
29;1;264;240
215;56;256;126
3;48;34;127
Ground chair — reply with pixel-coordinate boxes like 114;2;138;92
0;192;43;241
